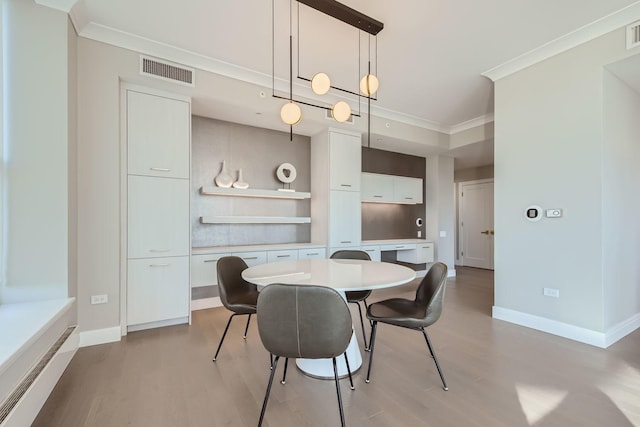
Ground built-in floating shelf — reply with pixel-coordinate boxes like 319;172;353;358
200;186;310;199
200;216;311;224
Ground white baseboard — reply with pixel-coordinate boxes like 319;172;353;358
191;297;222;311
605;313;640;347
79;326;121;348
448;268;457;277
492;306;640;348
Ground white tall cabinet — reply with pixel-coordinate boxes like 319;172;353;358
311;128;362;255
123;87;191;332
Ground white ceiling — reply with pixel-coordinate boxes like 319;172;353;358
56;0;640;168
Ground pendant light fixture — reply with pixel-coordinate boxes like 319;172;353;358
272;0;383;135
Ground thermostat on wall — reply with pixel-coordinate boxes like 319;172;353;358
525;205;542;222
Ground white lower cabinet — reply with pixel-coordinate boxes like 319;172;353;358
191;253;231;288
396;243;435;264
267;249;298;263
232;251;268;267
127;256;190;326
360;245;381;262
298;248;326;259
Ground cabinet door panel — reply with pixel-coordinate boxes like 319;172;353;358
127;91;190;179
329;131;361;191
298;248;326;259
127;256;189;325
267;250;299;263
394;176;423;204
232;251;268;267
128;175;190;259
191;253;231;288
329;191;361;247
361;173;393;201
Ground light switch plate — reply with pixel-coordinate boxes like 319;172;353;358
545;209;563;218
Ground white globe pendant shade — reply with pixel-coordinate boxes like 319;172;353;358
311;72;331;95
331;101;352;122
280;101;302;125
359;73;379;95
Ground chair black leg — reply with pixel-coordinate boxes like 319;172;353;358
343;352;354;390
270;354;273;369
421;328;448;391
355;302;369;350
243;313;252;339
281;358;289;384
332;357;346;427
365;321;378;383
258;356;279;427
364;300;372;327
213;313;236;362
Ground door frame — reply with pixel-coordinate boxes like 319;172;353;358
456;178;494;268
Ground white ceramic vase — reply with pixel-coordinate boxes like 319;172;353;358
232;169;249;189
214;161;233;188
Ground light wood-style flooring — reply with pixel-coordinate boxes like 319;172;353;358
33;267;640;426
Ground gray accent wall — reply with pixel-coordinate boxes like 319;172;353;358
361;147;426;240
191;116;311;247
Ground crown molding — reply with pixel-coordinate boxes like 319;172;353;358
34;0;78;13
483;2;640;82
449;113;494;134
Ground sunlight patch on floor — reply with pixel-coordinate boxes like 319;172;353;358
515;382;568;425
598;363;640;425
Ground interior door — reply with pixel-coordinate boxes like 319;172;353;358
460;181;494;269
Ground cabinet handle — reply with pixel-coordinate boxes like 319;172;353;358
203;259;219;263
306;252;319;256
340;241;352;244
243;256;258;260
149;263;170;267
150;249;171;253
405;197;413;200
340;184;352;188
150;167;171;172
373;195;383;198
277;255;290;258
395;246;404;248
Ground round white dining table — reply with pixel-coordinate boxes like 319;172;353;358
242;258;416;378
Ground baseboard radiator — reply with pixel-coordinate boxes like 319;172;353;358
0;326;77;426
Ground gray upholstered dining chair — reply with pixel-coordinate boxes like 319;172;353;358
257;284;354;427
330;249;372;350
212;256;259;362
365;262;449;390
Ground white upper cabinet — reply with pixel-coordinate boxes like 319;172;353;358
329;130;361;192
393;175;423;204
127;90;190;179
361;173;423;204
361;172;393;201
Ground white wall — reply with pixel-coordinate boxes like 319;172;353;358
0;0;71;303
425;155;455;272
494;26;639;338
602;70;640;330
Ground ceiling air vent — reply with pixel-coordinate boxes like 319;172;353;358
325;108;354;124
140;56;194;87
627;21;640;50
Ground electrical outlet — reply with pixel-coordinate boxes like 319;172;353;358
91;294;108;305
543;288;560;298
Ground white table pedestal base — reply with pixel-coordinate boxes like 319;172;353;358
295;331;362;379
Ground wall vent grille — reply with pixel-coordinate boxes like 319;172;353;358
627;21;640;49
325;108;354;124
140;56;195;86
0;326;76;424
